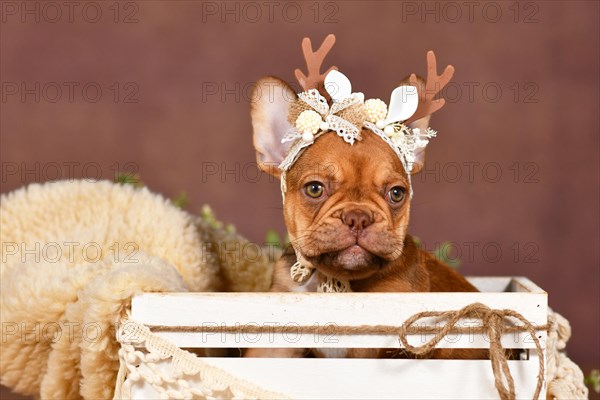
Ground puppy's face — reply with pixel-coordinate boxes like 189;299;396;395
251;77;430;281
283;131;411;280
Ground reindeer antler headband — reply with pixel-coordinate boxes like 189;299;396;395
279;34;455;197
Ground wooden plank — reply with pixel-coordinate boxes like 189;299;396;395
467;276;512;292
465;276;545;293
510;277;546;294
129;357;546;400
132;292;547;327
131;290;547;349
150;329;545;349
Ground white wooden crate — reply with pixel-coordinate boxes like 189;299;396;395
125;276;547;399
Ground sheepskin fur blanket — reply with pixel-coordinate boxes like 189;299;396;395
0;180;275;399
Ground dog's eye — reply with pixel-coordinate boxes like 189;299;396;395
387;186;406;204
304;181;325;198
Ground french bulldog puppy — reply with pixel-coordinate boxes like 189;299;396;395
245;41;477;358
251;74;475;291
245;80;477;359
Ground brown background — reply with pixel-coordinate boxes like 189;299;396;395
1;1;598;398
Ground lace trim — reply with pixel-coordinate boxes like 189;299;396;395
114;319;290;400
298;89;329;116
364;121;436;174
290;261;314;284
326;114;360;145
329;95;360;115
317;275;352;293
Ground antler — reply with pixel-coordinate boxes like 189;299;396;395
294;34;338;93
405;51;455;124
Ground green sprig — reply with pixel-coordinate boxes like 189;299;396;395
172;192;189;209
585;369;600;393
114;172;143;187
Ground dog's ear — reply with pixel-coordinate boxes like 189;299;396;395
251;76;297;178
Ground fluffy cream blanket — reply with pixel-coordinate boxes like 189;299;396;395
0;180;275;399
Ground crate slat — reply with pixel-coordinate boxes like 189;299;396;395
130;357;545;400
131;277;547;349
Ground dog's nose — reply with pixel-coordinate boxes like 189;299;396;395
342;209;373;231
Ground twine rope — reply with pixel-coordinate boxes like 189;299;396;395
143;302;546;400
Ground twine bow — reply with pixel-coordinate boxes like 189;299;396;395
398;302;545;400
